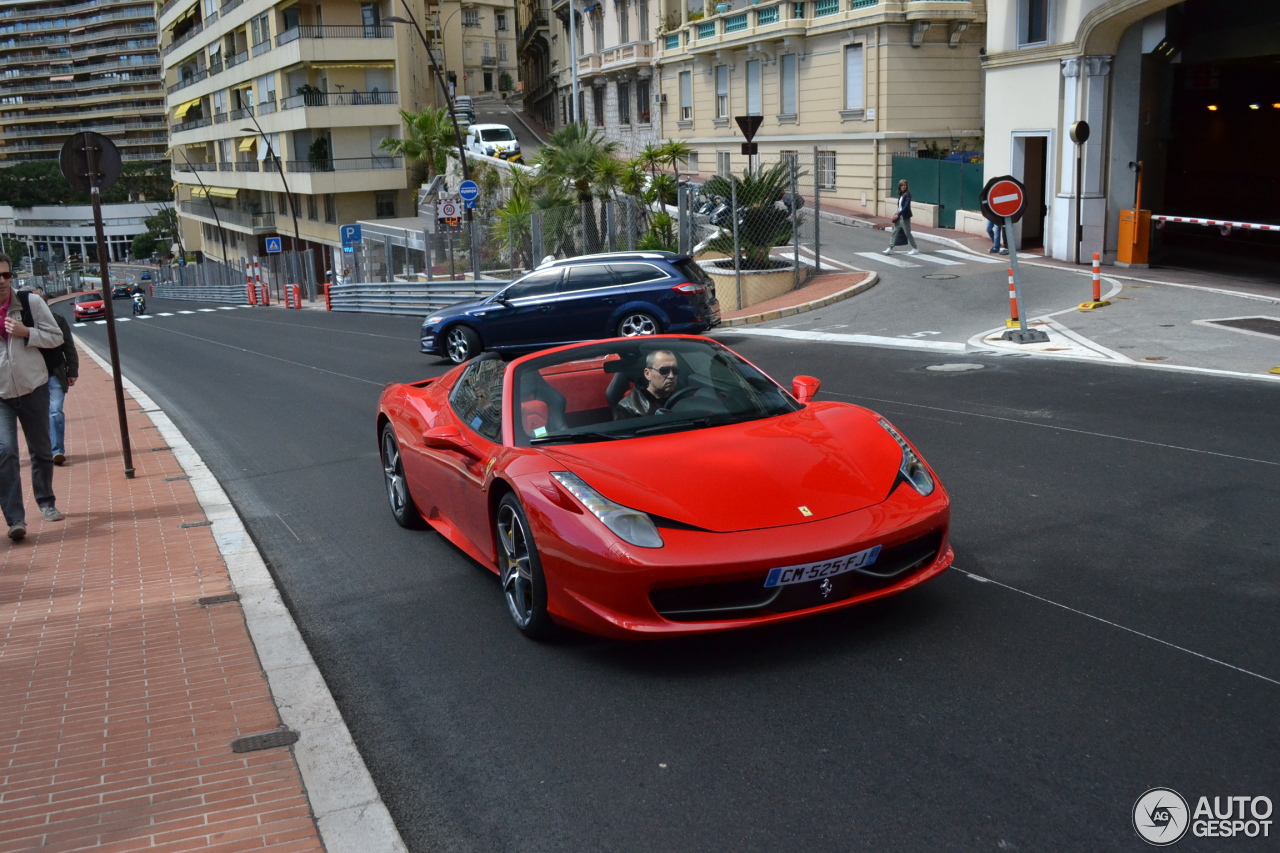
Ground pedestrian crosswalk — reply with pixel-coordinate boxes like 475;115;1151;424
88;305;245;324
853;248;1036;271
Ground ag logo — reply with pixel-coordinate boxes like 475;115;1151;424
1134;788;1190;846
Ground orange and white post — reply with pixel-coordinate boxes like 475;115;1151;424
244;259;257;305
1005;268;1020;329
1078;251;1111;309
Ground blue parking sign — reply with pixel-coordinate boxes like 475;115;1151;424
265;237;283;253
340;224;363;248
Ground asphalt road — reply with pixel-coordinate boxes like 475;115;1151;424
65;301;1279;852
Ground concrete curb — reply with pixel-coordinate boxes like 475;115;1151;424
503;102;549;146
78;342;409;853
721;272;879;327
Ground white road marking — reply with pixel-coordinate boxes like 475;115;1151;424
134;314;153;319
725;327;967;352
912;254;965;266
955;568;1280;687
855;252;922;269
198;308;217;312
939;250;1004;264
178;310;196;314
157;313;174;316
116;317;130;322
94;320;106;325
774;250;847;272
217;306;237;310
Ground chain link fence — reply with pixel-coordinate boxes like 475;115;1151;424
164;251;317;303
679;150;827;312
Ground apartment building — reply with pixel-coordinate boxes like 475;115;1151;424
0;0;166;164
984;0;1277;265
431;0;519;100
576;0;659;153
160;0;438;279
516;0;554;127
653;0;985;216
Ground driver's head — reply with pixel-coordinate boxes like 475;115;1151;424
643;350;679;399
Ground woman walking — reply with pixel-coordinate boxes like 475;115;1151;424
883;179;919;255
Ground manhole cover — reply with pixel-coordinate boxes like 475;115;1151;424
1205;317;1280;338
925;363;985;372
923;274;959;280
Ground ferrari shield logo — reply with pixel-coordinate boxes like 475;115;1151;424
819;579;833;598
798;506;813;517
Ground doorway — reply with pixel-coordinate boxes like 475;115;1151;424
1018;136;1048;250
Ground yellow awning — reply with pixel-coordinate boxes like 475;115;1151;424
173;98;201;120
207;187;239;199
238;137;257;152
189;186;210;198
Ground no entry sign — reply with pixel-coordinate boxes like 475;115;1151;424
980;175;1027;225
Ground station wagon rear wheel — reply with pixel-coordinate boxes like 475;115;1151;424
617;311;660;337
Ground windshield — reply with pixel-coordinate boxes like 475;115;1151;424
480;127;516;142
512;338;800;447
75;293;101;303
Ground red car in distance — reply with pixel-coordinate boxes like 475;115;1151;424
72;292;106;323
377;336;952;640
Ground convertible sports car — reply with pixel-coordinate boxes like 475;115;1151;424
377;336;952;640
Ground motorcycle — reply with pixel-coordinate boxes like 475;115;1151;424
131;293;147;316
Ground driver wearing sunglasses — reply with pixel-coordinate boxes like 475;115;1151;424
614;349;682;420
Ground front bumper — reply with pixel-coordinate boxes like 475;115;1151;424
522;475;951;639
420;330;439;355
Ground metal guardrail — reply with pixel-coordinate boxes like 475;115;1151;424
327;280;508;316
149;284;249;304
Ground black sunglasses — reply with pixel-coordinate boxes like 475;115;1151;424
0;272;12;281
649;366;680;377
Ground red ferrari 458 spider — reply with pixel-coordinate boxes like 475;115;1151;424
377;335;952;640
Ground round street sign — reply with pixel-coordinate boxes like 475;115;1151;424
438;199;462;219
458;180;480;201
979;175;1027;225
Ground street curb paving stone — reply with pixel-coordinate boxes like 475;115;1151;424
722;272;879;326
77;341;409;853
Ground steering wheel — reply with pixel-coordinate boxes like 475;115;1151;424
655;386;701;414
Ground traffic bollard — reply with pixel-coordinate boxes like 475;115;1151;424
323;283;332;311
1005;268;1020;329
245;282;258;305
258;282;270;306
1078;251;1112;310
286;284;301;309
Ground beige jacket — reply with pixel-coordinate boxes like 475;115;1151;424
0;290;63;400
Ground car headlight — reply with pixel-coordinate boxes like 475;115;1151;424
878;419;935;496
425;315;443;325
551;472;664;548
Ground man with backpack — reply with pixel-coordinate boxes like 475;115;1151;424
0;253;65;541
32;288;78;466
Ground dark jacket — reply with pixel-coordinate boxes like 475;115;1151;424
49;312;78;392
614;385;669;419
897;191;913;220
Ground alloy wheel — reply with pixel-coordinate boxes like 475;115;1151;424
497;504;534;628
382;429;408;517
447;327;472;363
618;313;658;336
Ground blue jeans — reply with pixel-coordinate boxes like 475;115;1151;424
0;382;56;526
48;378;66;456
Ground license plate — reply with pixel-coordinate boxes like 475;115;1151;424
763;545;882;588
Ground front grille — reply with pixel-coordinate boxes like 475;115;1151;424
650;529;944;622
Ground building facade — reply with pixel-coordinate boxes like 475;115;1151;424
0;202;155;263
576;0;659;154
0;0;167;164
432;0;519;101
983;0;1279;263
159;0;439;280
653;0;985;216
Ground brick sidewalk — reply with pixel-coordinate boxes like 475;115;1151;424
0;347;323;851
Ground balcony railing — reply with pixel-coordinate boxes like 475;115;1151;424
283;156;403;173
167;69;208;94
279;90;399;110
224;50;249;69
257;98;278;115
274;24;393;46
162;21;204;58
234;161;260;172
480;55;497;67
157;0;191;21
520;11;549;47
221;0;244;15
179;200;276;230
174;161;218;172
251;38;272;57
229;106;254;120
171;115;212;133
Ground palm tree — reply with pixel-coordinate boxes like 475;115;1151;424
636;143;663;181
534;123;621;253
655;139;693;182
379;107;458;182
699;161;798;270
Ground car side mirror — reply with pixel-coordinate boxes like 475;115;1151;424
422;424;473;451
791;375;821;404
494;291;511;304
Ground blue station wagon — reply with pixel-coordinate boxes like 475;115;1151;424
420;252;722;364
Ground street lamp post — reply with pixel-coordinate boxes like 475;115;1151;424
240;109;311;300
567;0;580;123
386;2;480;280
172;148;230;285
